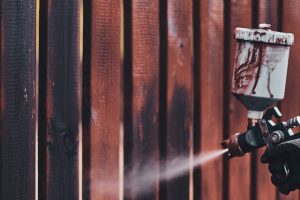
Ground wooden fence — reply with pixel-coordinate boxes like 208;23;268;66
0;0;300;200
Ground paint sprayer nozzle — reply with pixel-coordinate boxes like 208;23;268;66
221;133;245;158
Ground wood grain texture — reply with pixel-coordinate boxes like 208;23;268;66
89;0;120;199
46;0;81;199
280;0;300;199
166;0;193;199
198;1;224;200
0;0;37;199
226;1;252;200
255;1;278;199
257;0;278;28
125;0;160;199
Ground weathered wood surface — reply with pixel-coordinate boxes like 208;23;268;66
124;0;160;199
1;1;300;200
46;0;81;199
88;0;121;199
255;1;278;199
0;0;37;199
197;0;224;200
226;1;252;200
165;0;193;199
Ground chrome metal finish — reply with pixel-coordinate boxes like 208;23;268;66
270;130;284;144
285;116;300;129
259;23;271;30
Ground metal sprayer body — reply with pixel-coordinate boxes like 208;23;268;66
222;24;300;159
222;107;300;158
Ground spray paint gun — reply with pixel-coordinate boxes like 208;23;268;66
221;24;298;175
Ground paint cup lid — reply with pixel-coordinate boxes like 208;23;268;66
235;23;294;46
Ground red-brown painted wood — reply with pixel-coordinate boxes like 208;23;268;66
124;0;159;199
46;0;81;199
226;1;252;200
255;1;278;199
165;0;193;199
124;0;160;199
198;1;224;200
88;0;121;199
257;0;278;28
280;0;300;199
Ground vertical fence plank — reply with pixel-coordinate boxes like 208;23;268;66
0;0;37;199
280;0;300;199
46;0;81;199
255;1;278;199
38;0;48;198
224;1;252;200
82;0;91;199
88;0;121;199
165;0;193;199
197;1;224;200
0;0;2;195
257;0;278;28
124;0;160;199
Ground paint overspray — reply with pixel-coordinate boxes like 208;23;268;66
90;149;228;198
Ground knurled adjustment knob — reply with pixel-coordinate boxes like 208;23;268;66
286;116;300;129
270;130;284;144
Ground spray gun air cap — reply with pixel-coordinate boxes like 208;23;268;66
232;24;294;120
221;133;245;158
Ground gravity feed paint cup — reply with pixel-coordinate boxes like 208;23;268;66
232;23;294;120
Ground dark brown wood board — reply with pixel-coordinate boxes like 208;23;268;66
165;0;193;199
38;0;48;198
46;0;81;199
0;1;1;195
0;0;37;199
